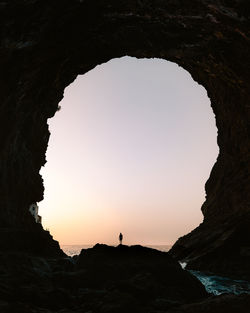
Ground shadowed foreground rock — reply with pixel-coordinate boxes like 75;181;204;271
75;244;208;309
1;244;250;313
0;226;65;258
0;245;208;313
167;293;250;313
0;0;249;281
0;1;250;310
170;217;250;280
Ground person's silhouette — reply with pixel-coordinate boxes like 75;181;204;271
119;233;123;245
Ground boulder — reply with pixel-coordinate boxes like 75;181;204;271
75;244;208;309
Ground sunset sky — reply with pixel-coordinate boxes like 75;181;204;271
39;56;218;246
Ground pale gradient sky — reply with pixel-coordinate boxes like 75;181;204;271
39;56;219;246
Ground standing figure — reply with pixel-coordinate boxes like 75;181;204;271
119;232;123;245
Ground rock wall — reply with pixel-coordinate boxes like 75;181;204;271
0;0;249;267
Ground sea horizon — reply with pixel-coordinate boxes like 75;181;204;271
61;243;173;256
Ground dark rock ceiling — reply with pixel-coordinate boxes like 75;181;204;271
0;0;249;275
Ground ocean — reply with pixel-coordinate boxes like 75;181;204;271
61;244;172;257
61;244;250;296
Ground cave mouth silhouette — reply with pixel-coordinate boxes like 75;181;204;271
39;56;218;249
0;0;248;277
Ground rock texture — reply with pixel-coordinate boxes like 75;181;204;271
0;0;250;275
170;215;250;280
0;245;208;313
75;245;208;306
2;244;250;312
167;293;250;313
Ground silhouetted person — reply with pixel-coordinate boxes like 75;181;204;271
119;233;123;245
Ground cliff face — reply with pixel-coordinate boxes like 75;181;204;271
0;0;249;267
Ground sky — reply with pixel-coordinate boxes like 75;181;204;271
39;56;219;246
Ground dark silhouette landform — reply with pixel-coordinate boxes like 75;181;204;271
2;244;250;313
0;0;250;311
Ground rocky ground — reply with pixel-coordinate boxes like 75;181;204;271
0;244;249;313
0;1;249;311
0;0;249;293
0;244;206;313
170;216;250;280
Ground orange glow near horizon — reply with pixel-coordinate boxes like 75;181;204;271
39;57;219;246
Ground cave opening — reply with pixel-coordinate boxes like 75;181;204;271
38;56;218;253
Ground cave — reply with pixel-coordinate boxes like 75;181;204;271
1;0;250;279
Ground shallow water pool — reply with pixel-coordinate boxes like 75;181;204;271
189;270;250;295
